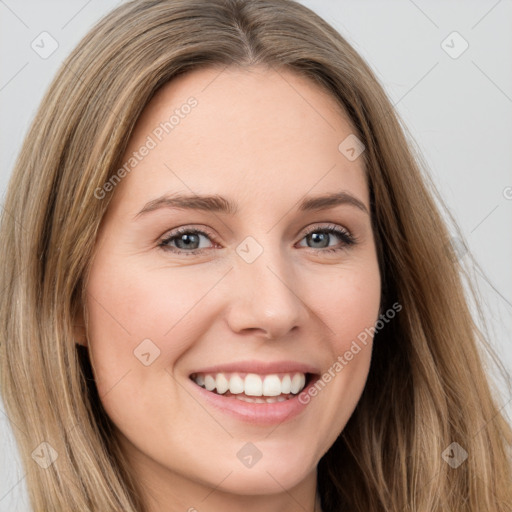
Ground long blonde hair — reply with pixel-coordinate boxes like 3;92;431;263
0;0;510;510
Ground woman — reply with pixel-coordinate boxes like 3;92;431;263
0;0;510;511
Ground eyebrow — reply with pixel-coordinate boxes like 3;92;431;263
134;190;369;219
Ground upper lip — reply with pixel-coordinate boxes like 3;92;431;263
189;360;321;376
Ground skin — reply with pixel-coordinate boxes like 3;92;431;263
80;65;381;512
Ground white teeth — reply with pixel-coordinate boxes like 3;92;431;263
291;374;305;394
229;375;244;394
262;375;282;396
280;374;291;394
235;395;286;404
244;374;263;396
235;395;255;403
215;374;229;394
192;371;308;397
204;375;216;391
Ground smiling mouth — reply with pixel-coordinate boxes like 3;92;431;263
189;371;315;403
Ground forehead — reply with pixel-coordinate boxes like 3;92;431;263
108;65;368;217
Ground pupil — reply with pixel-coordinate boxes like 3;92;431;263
177;234;199;249
310;232;328;248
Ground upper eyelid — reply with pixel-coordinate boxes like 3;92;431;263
302;223;351;235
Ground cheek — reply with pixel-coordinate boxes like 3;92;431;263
84;255;226;394
300;258;380;433
316;259;381;351
87;260;208;338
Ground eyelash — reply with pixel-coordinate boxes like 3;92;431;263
158;224;358;256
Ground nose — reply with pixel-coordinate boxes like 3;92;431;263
224;244;307;340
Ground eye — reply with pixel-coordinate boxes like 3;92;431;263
159;223;358;256
297;224;357;253
159;226;217;255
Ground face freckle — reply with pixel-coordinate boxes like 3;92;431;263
84;65;381;503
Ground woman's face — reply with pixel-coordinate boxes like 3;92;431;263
83;66;381;507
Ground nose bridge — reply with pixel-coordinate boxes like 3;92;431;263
227;235;305;338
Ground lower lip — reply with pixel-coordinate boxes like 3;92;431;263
189;376;318;426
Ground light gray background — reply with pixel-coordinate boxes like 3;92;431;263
1;1;511;510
